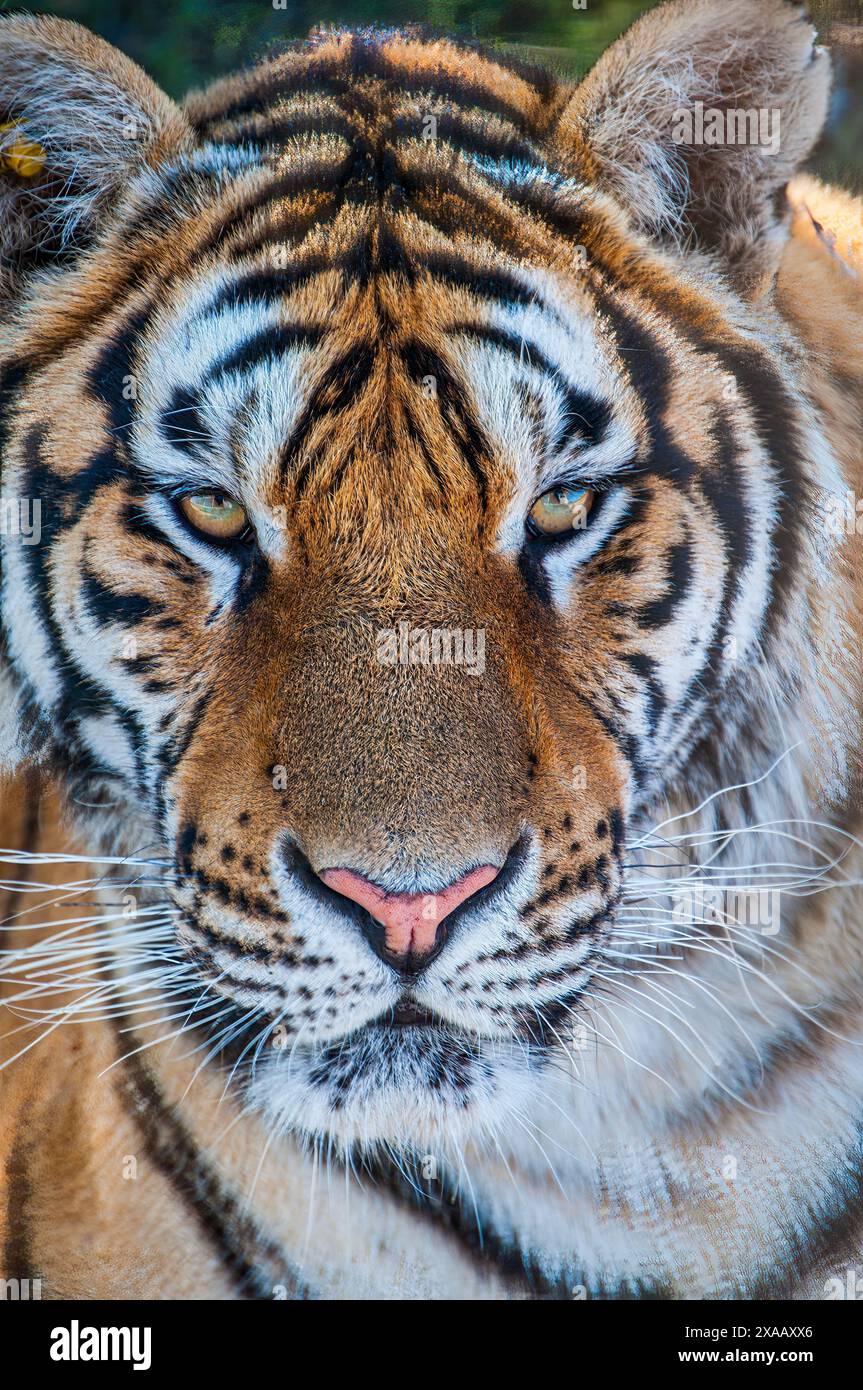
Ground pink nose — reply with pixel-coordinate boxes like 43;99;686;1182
319;864;501;960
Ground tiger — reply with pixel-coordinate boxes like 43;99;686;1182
1;0;862;1301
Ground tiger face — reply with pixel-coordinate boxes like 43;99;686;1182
0;2;839;1152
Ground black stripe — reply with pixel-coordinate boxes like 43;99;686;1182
422;250;538;309
463;159;591;242
111;158;265;244
195;53;350;127
0;356;36;456
572;686;646;789
154;686;214;834
221;195;343;266
402;412;447;496
113;1026;311;1299
591;289;696;485
618;649;666;737
2;1109;38;1284
421;29;558;101
676;407;753;716
400;339;490;508
705;342;807;642
593;266;806;643
346;222;415;285
192;31;554;135
80;558;165;629
20;434;124;691
208;254;335;314
233;548;270;616
397;72;532;136
366;1152;675;1300
518;543;552;606
193;155;351;260
214;111;354;149
87;302;153;439
381;156;535;260
19;429;148;786
392;109;541;167
448;321;611;448
204;323;323;383
634;537;692;630
747;1110;863;1299
282;341;378;498
160;385;211;457
120;501;184;556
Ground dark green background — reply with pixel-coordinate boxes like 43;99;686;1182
7;0;862;190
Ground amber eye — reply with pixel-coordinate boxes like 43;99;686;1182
528;485;594;538
179;491;249;541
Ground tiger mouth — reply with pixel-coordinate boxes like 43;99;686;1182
387;1001;439;1028
308;991;571;1065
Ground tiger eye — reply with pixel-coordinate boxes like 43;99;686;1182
528;486;594;537
179;491;249;540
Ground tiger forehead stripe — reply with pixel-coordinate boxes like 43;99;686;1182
3;33;601;383
165;38;583;271
55;35;619;521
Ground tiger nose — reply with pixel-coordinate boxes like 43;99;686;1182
319;864;501;965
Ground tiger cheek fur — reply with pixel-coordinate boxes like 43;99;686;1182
1;0;862;1299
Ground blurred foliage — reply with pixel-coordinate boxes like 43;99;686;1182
5;0;658;92
818;46;863;193
4;0;862;188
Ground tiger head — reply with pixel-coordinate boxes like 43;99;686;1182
0;2;846;1155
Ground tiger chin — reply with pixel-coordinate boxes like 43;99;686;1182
1;0;863;1300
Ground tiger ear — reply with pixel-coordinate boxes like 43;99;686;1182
557;0;831;293
0;14;191;296
0;18;189;771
